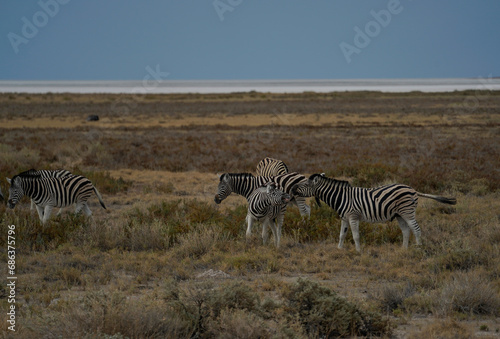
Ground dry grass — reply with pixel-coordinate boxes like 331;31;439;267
0;91;499;338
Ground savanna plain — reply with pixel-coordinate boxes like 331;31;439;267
0;91;499;338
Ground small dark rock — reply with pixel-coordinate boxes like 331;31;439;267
87;115;99;121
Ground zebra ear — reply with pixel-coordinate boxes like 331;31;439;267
6;177;11;184
221;173;230;183
320;173;325;177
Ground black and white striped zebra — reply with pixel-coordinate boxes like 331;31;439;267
292;173;457;251
247;183;291;247
214;172;312;247
255;157;289;177
17;169;73;213
256;157;321;210
6;173;106;224
214;172;311;216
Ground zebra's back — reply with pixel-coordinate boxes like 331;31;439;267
19;169;72;179
345;184;418;222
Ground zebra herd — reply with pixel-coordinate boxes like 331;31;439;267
2;157;457;251
215;157;457;251
4;169;106;224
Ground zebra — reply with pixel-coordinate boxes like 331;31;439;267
6;173;106;224
255;157;289;177
0;185;4;201
246;183;291;247
256;157;321;209
17;169;73;214
292;173;457;252
214;172;312;247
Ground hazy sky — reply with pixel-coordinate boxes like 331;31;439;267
1;1;499;80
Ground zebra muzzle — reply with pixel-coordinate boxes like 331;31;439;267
7;200;16;209
214;195;222;204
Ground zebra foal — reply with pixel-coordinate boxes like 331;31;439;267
214;172;312;247
292;173;457;251
247;183;291;247
7;173;106;224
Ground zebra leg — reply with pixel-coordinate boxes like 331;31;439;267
264;218;279;247
338;219;350;249
82;204;92;217
295;197;311;218
261;218;270;245
35;205;45;221
246;213;255;243
276;211;285;248
349;218;361;252
396;216;411;248
402;215;422;246
42;205;54;224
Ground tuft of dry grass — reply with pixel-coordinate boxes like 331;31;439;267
439;271;500;316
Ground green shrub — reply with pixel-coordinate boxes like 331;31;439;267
376;282;416;313
282;278;391;337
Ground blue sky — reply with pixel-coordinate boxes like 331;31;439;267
0;0;499;80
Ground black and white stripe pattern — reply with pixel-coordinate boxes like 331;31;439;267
246;183;291;247
255;157;289;177
214;172;311;216
255;157;321;210
18;169;73;213
214;172;312;247
7;173;106;224
293;173;457;251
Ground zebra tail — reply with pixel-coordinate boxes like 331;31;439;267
93;186;107;209
417;192;457;205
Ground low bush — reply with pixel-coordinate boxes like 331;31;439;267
281;278;391;337
439;271;500;316
375;282;416;313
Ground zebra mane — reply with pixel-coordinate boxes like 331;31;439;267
220;173;255;181
11;170;40;182
18;169;40;177
309;173;351;187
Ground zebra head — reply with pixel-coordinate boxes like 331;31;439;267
6;176;24;209
305;173;351;197
265;183;291;205
214;173;232;204
291;174;321;198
